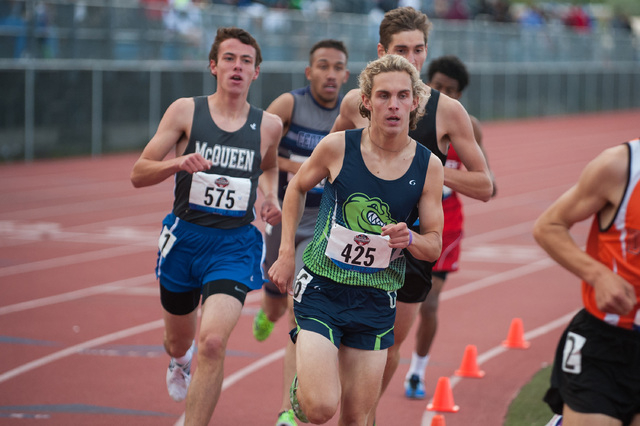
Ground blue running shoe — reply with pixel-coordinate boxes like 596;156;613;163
404;374;425;399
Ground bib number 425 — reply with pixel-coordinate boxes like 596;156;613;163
341;244;376;266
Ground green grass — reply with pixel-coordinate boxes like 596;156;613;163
504;365;556;426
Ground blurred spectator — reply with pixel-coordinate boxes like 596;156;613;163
519;4;545;28
0;1;27;58
493;0;512;22
399;0;421;8
162;0;203;59
610;10;632;33
433;0;449;19
34;1;59;58
468;0;512;23
140;0;168;28
330;0;371;14
209;0;240;5
564;5;590;33
446;0;469;20
376;0;399;13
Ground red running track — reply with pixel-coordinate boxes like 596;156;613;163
0;109;638;426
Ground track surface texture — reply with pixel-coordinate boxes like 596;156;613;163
1;109;639;426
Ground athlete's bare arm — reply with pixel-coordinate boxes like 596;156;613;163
470;115;497;197
268;132;345;293
412;153;444;262
266;92;302;175
331;89;369;132
258;111;284;226
437;95;493;201
130;97;211;188
533;144;635;315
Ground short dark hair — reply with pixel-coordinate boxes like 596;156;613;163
309;39;349;63
208;27;262;67
427;55;469;92
379;7;432;52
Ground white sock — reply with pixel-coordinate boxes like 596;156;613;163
175;341;195;365
407;352;430;380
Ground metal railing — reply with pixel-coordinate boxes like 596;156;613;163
1;0;639;162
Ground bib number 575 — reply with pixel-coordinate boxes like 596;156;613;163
204;187;235;209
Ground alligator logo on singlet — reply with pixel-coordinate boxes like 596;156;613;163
342;193;396;234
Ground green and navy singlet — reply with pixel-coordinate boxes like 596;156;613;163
302;128;432;292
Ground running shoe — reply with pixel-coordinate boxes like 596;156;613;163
404;374;426;399
289;375;309;423
545;415;563;426
166;357;192;402
276;409;298;426
253;308;275;341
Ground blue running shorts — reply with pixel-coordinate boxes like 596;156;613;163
156;213;266;293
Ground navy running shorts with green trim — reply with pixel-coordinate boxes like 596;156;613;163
292;267;396;350
544;309;640;425
156;213;266;293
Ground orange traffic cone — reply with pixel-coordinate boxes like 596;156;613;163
502;318;530;349
455;344;485;378
430;414;446;426
426;377;460;412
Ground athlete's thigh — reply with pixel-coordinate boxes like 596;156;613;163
296;329;340;404
421;274;446;314
393;300;421;346
562;405;622;426
198;293;244;342
163;308;198;344
338;345;387;411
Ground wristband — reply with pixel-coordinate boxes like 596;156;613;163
408;231;413;246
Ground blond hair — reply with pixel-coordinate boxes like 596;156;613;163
358;55;426;130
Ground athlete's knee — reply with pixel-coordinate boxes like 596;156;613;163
339;410;367;426
263;296;287;322
385;344;401;365
421;292;441;316
303;399;338;424
164;337;192;358
196;332;227;362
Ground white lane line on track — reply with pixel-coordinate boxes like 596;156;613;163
420;310;579;426
0;293;263;383
441;257;555;301
0;274;155;315
0;319;164;384
0;244;149;278
0;234;556;385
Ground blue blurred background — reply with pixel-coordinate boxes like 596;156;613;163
1;0;638;161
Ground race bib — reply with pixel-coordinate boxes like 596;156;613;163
443;184;453;199
158;226;176;258
561;331;586;374
324;224;392;273
188;172;251;217
293;268;313;303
